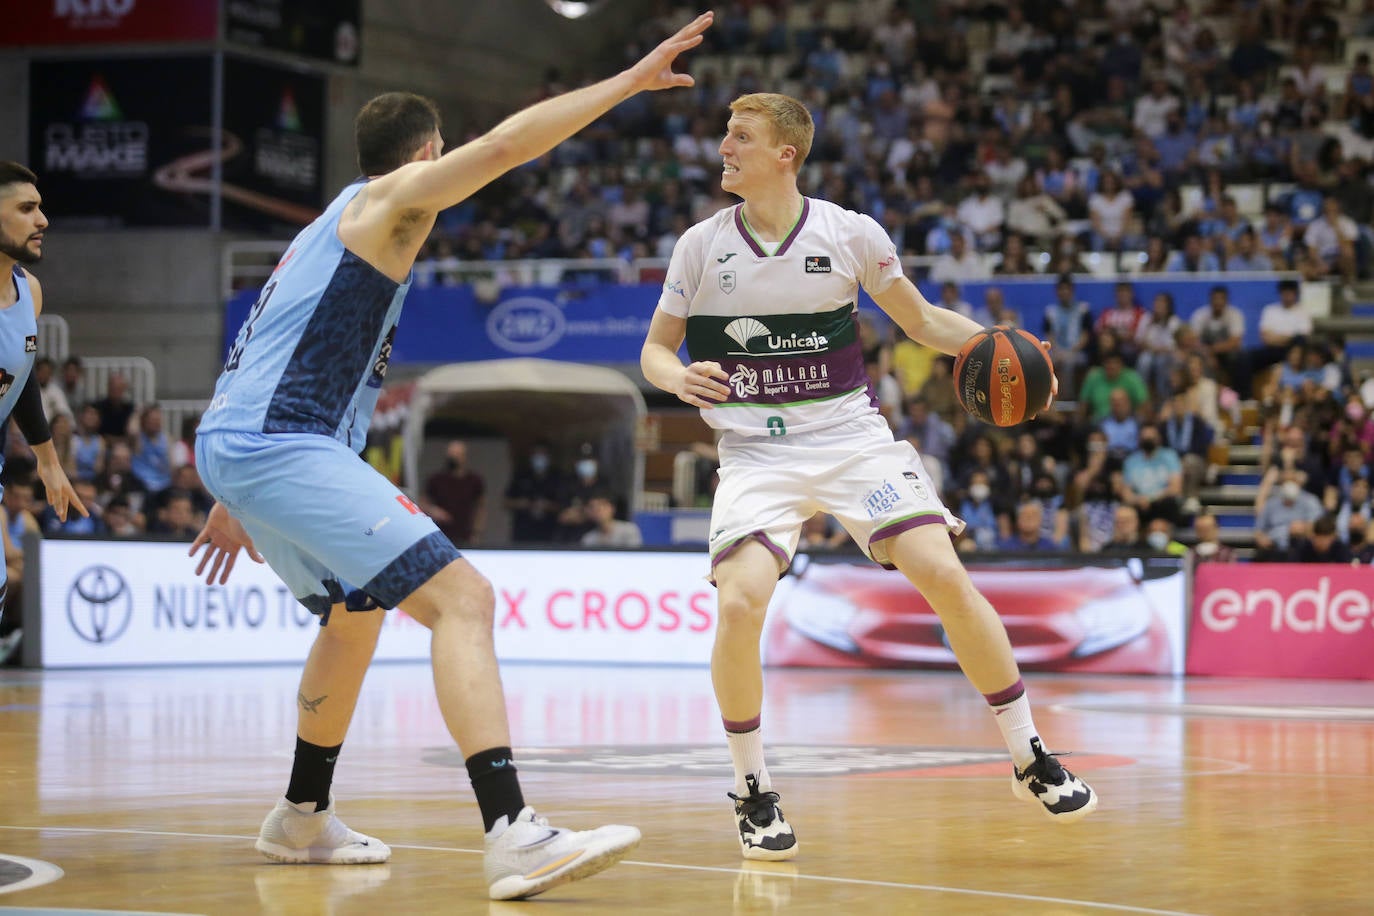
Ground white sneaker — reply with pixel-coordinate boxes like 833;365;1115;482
729;775;799;861
1011;737;1098;822
485;807;640;901
255;795;391;864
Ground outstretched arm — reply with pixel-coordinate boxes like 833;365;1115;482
873;276;1057;409
872;276;984;356
370;12;713;216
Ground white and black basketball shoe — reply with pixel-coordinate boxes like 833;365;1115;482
729;775;799;860
1012;737;1098;822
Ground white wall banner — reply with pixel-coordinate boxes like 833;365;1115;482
37;540;718;668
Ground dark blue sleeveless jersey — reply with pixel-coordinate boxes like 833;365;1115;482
199;180;410;452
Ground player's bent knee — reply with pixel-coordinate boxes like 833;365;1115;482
400;558;495;631
716;593;767;633
319;603;385;643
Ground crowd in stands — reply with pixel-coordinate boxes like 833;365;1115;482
419;438;645;548
742;271;1374;564
2;356;208;547
411;0;1374;292
0;355;212;657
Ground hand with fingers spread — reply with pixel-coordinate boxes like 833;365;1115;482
675;360;731;409
189;501;265;586
626;11;713;93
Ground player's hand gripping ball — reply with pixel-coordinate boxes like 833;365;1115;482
953;326;1054;427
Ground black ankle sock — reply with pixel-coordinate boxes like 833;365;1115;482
285;737;342;812
465;746;526;833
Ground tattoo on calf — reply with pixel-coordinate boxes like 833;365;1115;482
298;691;328;714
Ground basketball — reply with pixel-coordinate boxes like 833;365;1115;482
953;327;1054;428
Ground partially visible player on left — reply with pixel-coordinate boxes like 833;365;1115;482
0;161;88;614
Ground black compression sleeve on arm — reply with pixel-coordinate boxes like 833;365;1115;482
13;372;51;447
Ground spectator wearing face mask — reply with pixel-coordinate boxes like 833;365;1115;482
556;443;611;543
1026;472;1070;548
1349;514;1374;565
419;439;486;546
957;469;1000;552
1143;517;1187;556
1121;424;1183;526
1255;468;1325;559
1189;512;1235;563
505;439;562;544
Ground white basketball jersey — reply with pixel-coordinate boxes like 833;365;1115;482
656;197;904;437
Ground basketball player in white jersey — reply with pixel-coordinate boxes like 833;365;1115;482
0;162;87;653
641;94;1096;860
188;13;713;900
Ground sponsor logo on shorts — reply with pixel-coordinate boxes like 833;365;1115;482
902;470;928;500
804;256;832;273
396;494;421;515
365;516;391;536
862;480;904;518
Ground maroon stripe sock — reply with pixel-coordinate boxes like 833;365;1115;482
723;714;761;734
983;678;1025;707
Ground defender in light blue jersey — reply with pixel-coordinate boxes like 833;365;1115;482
0;162;88;664
187;12;713;901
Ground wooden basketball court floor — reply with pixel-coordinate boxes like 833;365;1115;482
2;662;1372;915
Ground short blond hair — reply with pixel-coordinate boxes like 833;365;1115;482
729;93;813;172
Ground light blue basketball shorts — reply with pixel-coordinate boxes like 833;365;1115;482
196;430;460;622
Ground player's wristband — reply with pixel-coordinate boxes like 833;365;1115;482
13;371;51;447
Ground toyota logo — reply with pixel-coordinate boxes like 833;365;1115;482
67;565;132;645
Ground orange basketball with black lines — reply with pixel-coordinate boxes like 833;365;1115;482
953;326;1054;427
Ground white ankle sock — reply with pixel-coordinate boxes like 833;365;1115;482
989;690;1040;769
725;726;770;795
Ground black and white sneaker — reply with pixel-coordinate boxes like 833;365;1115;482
1012;737;1098;822
729;775;798;861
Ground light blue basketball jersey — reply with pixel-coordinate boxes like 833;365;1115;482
199;180;410;452
0;267;40;446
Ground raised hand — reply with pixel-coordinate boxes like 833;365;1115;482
627;11;713;93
